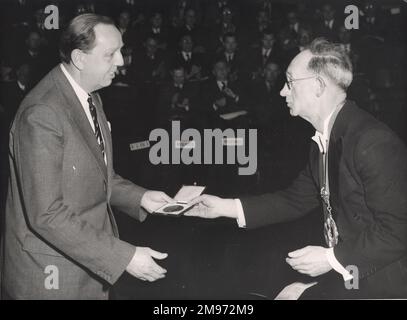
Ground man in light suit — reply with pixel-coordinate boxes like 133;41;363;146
1;14;174;300
188;38;407;299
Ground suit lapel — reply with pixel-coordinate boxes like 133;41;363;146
328;136;342;209
91;93;119;236
327;101;354;215
52;66;108;180
91;92;113;174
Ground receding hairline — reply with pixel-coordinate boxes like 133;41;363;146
92;23;123;51
286;49;314;77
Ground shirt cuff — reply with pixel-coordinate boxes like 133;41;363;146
326;247;353;281
235;199;246;228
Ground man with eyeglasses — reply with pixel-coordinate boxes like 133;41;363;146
187;38;407;299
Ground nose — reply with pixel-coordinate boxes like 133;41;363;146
280;82;289;97
115;51;124;67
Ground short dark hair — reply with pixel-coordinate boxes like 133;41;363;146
59;13;115;64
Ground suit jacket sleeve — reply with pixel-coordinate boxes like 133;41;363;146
334;128;407;278
110;172;148;222
241;159;320;229
15;104;136;285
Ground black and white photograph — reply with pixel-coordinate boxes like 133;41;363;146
0;0;406;302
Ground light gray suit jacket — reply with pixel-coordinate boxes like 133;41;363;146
1;65;147;299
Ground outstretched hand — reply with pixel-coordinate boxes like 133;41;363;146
141;191;175;213
185;194;238;219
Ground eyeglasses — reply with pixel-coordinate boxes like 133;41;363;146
285;75;317;90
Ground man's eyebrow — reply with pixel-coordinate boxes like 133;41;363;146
107;44;123;52
286;71;292;78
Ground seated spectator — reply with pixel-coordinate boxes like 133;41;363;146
203;0;235;27
130;36;167;86
0;63;31;126
285;10;302;36
359;0;388;41
250;61;286;132
171;34;208;82
157;65;200;127
170;0;202;29
138;12;170;50
207;6;239;54
13;30;51;86
175;8;206;53
297;26;314;52
278;27;299;70
250;29;282;80
213;33;248;83
247;9;272;48
116;10;137;49
200;60;249;128
314;3;341;41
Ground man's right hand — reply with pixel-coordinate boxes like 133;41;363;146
185;195;238;219
126;247;168;282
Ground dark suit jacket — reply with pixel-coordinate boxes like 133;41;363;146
201;78;246;113
0;81;26;126
171;51;208;78
250;47;282;77
250;78;287;130
130;50;167;85
157;81;200;126
314;18;342;41
1;65;147;299
241;101;407;297
213;50;249;82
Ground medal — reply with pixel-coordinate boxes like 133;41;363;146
320;186;339;247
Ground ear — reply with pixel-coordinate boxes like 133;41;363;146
315;76;326;97
70;49;86;70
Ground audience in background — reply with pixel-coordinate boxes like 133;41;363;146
0;0;405;197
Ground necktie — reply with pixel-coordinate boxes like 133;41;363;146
263;51;269;64
318;144;339;248
221;81;226;90
87;95;105;159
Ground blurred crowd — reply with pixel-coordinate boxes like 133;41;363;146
0;0;406;198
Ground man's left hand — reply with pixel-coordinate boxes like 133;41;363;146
141;191;175;213
286;246;332;277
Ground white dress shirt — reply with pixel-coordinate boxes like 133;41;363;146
182;51;192;61
60;64;107;163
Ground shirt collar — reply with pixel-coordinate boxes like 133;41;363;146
60;63;89;109
217;80;227;88
17;81;26;91
262;48;271;56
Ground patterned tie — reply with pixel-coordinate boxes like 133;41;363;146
87;95;105;159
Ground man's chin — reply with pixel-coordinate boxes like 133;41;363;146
288;108;297;116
